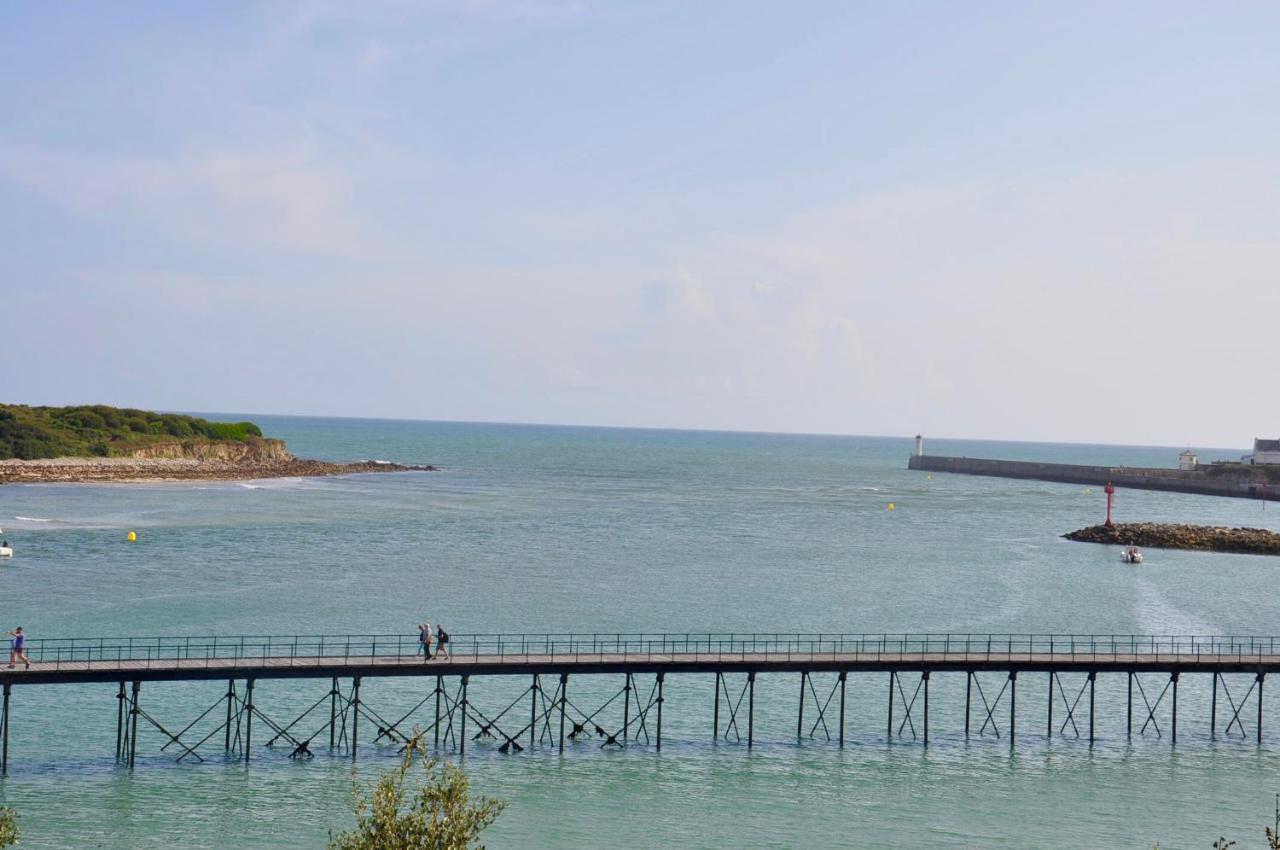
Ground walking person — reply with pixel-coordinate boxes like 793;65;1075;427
418;622;433;661
435;623;450;661
8;627;30;669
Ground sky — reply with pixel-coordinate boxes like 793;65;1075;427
1;1;1277;448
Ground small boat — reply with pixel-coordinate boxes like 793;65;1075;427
1121;548;1143;564
0;529;10;558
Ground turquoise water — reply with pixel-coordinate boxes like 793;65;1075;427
1;418;1279;848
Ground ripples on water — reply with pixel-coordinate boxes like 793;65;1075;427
1;418;1278;848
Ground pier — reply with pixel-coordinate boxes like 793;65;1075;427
908;453;1276;500
2;633;1278;771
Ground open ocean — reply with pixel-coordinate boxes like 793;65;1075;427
2;416;1279;849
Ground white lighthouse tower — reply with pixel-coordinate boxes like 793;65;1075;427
915;434;924;457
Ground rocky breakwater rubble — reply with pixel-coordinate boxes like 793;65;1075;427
1063;522;1280;556
0;439;437;485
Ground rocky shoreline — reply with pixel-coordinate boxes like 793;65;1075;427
0;456;437;485
1063;522;1280;556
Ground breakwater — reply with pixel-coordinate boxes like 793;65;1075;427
1064;523;1280;556
908;454;1278;501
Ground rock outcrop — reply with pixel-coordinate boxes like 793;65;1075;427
125;437;293;462
1063;523;1280;556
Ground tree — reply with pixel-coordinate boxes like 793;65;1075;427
0;807;19;848
328;736;505;850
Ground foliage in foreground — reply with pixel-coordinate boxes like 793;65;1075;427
0;807;19;848
328;737;506;850
0;403;264;459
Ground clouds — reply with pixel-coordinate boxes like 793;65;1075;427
1;3;1278;445
0;140;370;258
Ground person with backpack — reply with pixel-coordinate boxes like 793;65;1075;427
435;624;450;660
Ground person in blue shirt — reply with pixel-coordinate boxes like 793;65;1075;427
7;627;30;670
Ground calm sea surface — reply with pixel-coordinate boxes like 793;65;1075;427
1;418;1278;849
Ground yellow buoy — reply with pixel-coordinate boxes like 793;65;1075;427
127;531;137;542
887;503;895;511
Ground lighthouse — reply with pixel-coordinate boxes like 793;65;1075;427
915;434;924;457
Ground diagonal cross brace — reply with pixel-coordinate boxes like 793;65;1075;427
973;673;1012;738
1216;673;1260;739
1134;673;1174;737
805;674;841;741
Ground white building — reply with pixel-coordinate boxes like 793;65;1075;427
1178;449;1198;470
1251;438;1280;465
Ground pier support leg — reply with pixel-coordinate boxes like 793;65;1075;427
1127;673;1133;737
713;673;720;739
531;676;539;749
887;673;895;740
797;673;805;739
1088;672;1096;743
128;681;140;768
244;678;255;763
622;675;631;743
838;672;847;748
2;681;9;775
350;677;360;760
1047;673;1053;738
227;680;237;753
747;672;755;748
923;671;930;746
116;681;126;760
1009;672;1017;748
1211;674;1218;738
656;673;665;751
460;676;468;757
1254;675;1264;747
964;672;972;737
329;677;338;750
558;673;568;752
1171;672;1178;744
435;676;442;750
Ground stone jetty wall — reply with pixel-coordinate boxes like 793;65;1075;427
908;454;1277;501
1064;523;1280;555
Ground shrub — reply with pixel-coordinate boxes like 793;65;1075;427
0;807;18;848
204;421;263;441
327;734;505;850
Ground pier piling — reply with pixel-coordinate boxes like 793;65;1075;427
1212;674;1218;737
459;676;468;757
244;678;255;763
1259;674;1265;745
128;681;140;768
2;680;10;774
838;672;847;747
887;672;894;740
558;673;568;752
350;677;360;759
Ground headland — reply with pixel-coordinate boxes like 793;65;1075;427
0;404;435;484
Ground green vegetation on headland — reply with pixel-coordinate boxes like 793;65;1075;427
0;404;264;460
1064;522;1280;556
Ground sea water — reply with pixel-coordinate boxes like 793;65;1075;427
1;418;1278;849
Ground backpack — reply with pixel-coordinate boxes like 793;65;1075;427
438;629;449;643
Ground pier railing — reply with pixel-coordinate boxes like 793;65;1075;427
16;633;1280;672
